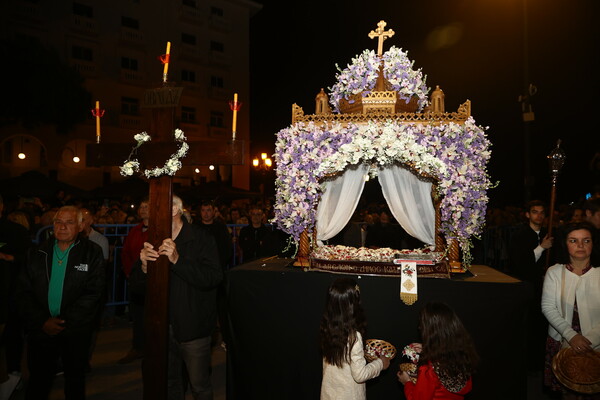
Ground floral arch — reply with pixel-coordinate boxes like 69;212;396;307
270;27;494;268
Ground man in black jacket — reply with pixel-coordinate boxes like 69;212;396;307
508;200;553;373
130;195;221;400
15;206;105;399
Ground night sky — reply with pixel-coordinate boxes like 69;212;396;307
248;0;600;208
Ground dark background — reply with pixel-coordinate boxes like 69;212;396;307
249;0;600;208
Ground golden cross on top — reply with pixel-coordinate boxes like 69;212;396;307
368;20;395;56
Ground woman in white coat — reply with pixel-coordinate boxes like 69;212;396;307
541;221;600;398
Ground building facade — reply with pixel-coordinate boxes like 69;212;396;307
0;0;261;192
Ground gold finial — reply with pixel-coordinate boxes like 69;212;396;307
368;20;395;56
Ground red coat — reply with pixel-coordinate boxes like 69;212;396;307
121;223;148;278
404;363;472;400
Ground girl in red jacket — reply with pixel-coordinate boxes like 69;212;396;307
398;302;479;400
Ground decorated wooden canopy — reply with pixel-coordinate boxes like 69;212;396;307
271;20;494;270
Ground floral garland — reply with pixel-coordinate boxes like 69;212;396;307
328;46;429;113
272;117;493;265
119;129;189;178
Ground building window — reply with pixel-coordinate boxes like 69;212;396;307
211;6;223;17
73;2;93;18
210;75;223;88
181;70;196;83
121;97;139;115
72;45;93;61
210;41;224;52
121;57;138;71
183;0;197;7
121;16;139;30
210;111;224;127
182;33;196;45
181;107;196;123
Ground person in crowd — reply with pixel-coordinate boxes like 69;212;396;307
94;203;114;225
584;198;600;230
80;208;110;371
541;222;600;399
129;195;221;400
398;302;478;400
7;210;31;233
320;277;389;400
194;200;232;348
365;208;422;250
81;209;109;262
118;198;149;364
0;195;31;398
508;200;554;372
15;205;105;399
238;205;279;263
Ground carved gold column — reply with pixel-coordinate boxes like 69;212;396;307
294;230;311;267
432;185;444;252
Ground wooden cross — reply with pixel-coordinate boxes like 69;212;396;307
86;85;244;399
368;20;395;56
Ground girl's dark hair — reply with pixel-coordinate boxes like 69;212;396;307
320;278;367;367
556;221;598;266
418;302;478;379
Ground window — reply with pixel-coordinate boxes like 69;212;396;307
210;75;223;88
72;45;93;61
183;0;197;7
121;16;139;30
181;33;196;45
210;6;223;17
181;107;196;123
181;70;196;83
210;41;224;52
121;57;138;71
210;111;224;127
73;2;93;18
121;97;139;115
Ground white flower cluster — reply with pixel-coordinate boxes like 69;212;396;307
119;129;188;178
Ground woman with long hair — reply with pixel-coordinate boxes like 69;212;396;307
541;221;600;399
398;302;478;399
320;277;389;400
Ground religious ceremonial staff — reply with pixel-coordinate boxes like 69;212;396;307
545;140;566;270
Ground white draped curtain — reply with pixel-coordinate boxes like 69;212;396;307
378;165;435;244
315;163;435;246
316;164;369;243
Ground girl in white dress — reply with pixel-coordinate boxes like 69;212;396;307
320;278;389;400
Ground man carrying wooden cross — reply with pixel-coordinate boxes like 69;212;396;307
129;195;221;400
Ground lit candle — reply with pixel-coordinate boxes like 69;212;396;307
163;41;171;82
95;101;101;143
232;93;238;140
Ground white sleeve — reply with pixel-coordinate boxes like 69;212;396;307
541;267;577;342
349;332;383;384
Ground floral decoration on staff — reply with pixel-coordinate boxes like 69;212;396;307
120;129;188;178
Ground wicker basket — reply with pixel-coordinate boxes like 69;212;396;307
399;363;418;383
552;347;600;394
364;339;396;362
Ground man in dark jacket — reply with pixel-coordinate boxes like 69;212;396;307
508;200;553;373
15;205;105;399
130;195;221;400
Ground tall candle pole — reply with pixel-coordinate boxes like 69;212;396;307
91;101;105;144
229;93;242;141
162;41;171;83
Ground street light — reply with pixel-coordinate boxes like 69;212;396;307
252;152;272;170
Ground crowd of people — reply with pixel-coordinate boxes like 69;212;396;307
0;187;598;399
0;192;293;400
